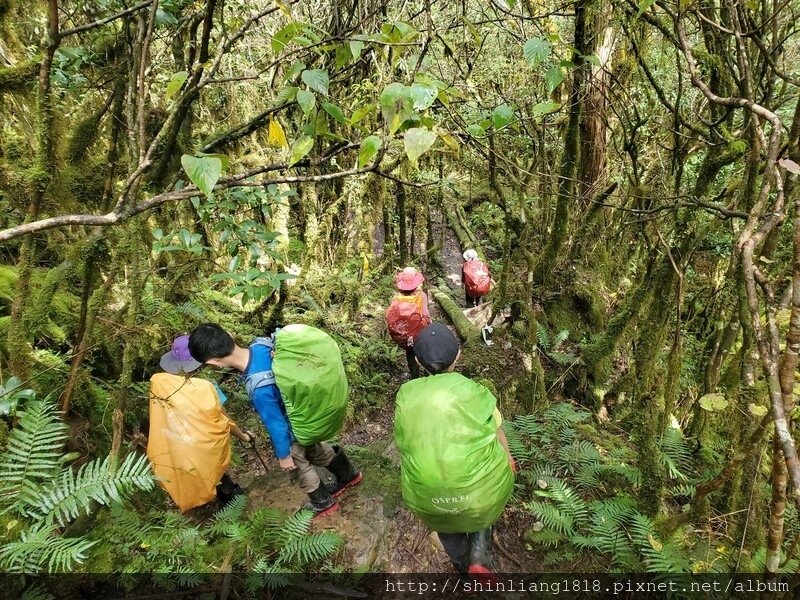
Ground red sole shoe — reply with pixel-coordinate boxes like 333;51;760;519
467;564;502;586
331;472;363;498
311;501;340;521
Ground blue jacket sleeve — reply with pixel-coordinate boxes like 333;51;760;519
251;383;293;459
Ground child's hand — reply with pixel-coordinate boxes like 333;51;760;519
279;456;296;471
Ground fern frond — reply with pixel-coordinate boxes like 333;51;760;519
21;585;55;600
248;559;292;591
524;501;576;535
660;428;692;482
211;493;247;524
277;510;313;545
526;529;565;548
543;548;575;565
511;414;541;436
572;464;602;489
536;324;550;349
528;464;557;481
277;532;342;566
556;441;601;474
501;422;531;461
596;463;642;487
248;506;290;546
542;403;591;426
552;329;569;348
0;523;97;573
170;565;204;587
32;453;155;527
176;301;205;319
0;400;68;512
537;478;589;526
547;351;575;365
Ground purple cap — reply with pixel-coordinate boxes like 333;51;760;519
159;335;202;374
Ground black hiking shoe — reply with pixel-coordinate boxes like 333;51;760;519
301;484;339;520
216;474;245;506
324;445;363;497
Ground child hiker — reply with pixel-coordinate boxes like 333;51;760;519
393;323;516;582
386;266;432;379
188;323;361;519
147;335;251;511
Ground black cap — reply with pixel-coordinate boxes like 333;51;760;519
413;323;460;373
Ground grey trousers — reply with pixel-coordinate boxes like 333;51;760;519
289;441;336;493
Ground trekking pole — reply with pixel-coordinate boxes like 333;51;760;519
244;431;269;472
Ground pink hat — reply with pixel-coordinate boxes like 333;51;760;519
396;267;425;291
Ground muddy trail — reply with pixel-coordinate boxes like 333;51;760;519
224;215;534;576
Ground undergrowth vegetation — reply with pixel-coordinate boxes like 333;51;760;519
505;403;799;574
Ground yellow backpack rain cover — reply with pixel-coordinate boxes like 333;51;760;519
146;373;232;511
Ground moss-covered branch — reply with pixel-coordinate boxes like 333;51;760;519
0;60;37;95
429;286;480;344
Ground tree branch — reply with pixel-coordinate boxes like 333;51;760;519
60;0;155;37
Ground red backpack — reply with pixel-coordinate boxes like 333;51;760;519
463;260;491;296
386;294;428;349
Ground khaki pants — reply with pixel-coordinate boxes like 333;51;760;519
289;441;335;493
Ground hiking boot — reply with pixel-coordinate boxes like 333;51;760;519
301;483;339;520
466;565;502;588
216;474;245;506
468;527;494;568
325;445;362;497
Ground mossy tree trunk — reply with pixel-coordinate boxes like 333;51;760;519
110;226;145;468
7;0;60;378
533;0;588;286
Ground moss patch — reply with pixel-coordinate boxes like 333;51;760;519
344;443;402;515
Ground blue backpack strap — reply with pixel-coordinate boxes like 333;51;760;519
243;334;278;396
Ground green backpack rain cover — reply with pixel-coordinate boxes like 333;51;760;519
272;324;348;445
393;372;513;533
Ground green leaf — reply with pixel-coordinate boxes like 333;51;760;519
155;8;178;26
698;393;728;412
492;104;514;130
583;54;601;67
288;135;314;167
350;40;364;60
283;61;306;83
532;101;561;118
350;104;376;125
335;44;351;69
358;135;381;168
198;152;229;171
545;67;565;92
296;90;316;115
321;102;348;125
748;403;768;417
403;127;437;162
524;38;551;68
410;82;438;111
379;83;415;135
165;71;188;101
275;86;298;105
181;154;222;198
636;0;657;18
301;69;329;96
461;15;482;45
467;123;485;137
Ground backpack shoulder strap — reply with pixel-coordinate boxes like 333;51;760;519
243;335;278;396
